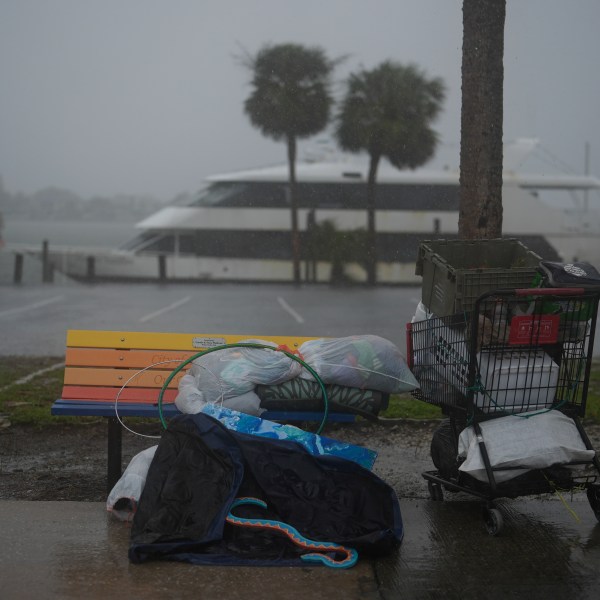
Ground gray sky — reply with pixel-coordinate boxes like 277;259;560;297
0;0;598;201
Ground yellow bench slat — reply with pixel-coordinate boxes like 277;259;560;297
66;330;319;351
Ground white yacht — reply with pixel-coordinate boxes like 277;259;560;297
38;139;600;284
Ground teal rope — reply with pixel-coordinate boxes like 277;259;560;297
226;497;358;568
157;342;330;434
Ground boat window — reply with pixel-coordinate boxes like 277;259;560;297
120;232;159;251
190;182;287;207
120;232;174;253
187;181;459;210
298;183;365;209
376;184;460;210
193;230;292;259
297;183;459;210
121;229;559;262
190;183;246;207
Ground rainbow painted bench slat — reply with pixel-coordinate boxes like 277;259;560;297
51;330;355;491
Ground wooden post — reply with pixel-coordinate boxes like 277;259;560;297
13;253;23;284
42;240;51;283
86;256;95;280
158;255;167;281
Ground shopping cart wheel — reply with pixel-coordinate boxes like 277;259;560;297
483;507;503;536
428;480;444;501
586;484;600;521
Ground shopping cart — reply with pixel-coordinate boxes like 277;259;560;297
406;285;600;535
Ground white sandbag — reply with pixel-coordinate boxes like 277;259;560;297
175;372;207;413
175;339;301;408
106;445;157;521
222;390;265;415
458;411;595;483
175;374;265;416
298;335;419;393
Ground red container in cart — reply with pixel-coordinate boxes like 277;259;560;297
406;285;600;535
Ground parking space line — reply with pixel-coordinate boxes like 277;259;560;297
0;295;64;318
277;296;305;324
0;361;65;392
139;296;191;323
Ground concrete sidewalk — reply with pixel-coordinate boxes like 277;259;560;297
2;501;378;600
3;498;600;599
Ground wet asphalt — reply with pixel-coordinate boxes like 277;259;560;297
1;280;600;597
0;281;599;358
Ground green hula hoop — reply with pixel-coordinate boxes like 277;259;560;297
157;342;330;434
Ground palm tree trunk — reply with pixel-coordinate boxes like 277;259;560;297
366;153;380;285
458;0;506;239
287;135;301;284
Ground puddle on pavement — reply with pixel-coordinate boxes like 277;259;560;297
377;497;600;598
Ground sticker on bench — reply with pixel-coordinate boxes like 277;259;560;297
192;336;227;348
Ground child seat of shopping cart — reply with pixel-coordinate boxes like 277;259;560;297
406;260;600;535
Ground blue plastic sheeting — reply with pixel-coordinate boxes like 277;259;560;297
202;404;377;470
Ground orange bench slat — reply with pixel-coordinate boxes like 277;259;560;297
65;347;196;369
61;385;178;403
63;367;186;388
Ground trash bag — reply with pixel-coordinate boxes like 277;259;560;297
174;339;301;413
457;410;595;483
539;261;600;288
107;445;158;521
411;300;434;323
176;373;264;416
298;335;419;394
411;364;467;408
430;419;461;480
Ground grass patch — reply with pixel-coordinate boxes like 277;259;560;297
380;393;443;420
0;356;65;389
0;356;83;427
0;356;599;426
0;357;159;428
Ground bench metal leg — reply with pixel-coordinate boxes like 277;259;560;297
107;417;123;494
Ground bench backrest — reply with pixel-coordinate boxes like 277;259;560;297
62;330;322;405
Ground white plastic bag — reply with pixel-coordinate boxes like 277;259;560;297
411;300;434;323
175;339;300;413
298;335;419;393
458;411;595;483
106;445;157;521
175;374;265;416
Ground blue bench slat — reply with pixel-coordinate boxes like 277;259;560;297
51;400;356;423
51;400;180;418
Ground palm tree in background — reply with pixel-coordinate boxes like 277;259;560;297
335;61;445;285
242;43;336;284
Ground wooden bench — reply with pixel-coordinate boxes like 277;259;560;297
51;330;363;492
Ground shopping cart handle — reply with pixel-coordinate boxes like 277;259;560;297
515;287;585;296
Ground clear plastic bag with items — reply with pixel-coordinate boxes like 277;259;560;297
298;335;419;393
175;340;301;414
